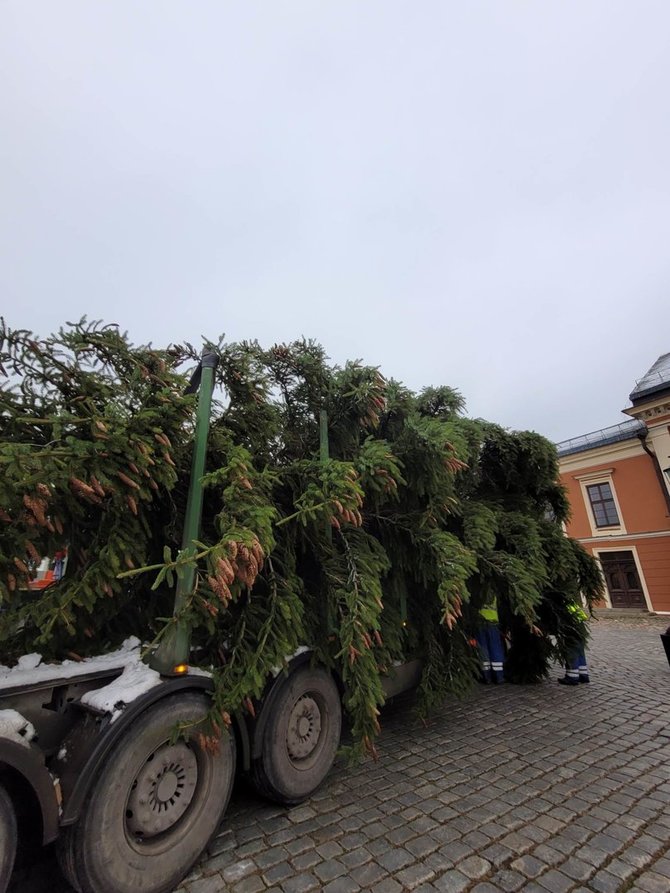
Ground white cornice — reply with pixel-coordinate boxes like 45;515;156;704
558;439;644;473
623;400;670;421
573;468;615;482
575;529;670;544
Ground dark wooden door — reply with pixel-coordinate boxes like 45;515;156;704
599;551;646;609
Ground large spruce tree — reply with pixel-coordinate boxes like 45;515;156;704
0;320;603;753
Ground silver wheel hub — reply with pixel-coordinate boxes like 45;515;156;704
126;742;198;838
286;695;322;760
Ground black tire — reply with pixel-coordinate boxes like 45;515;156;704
0;784;17;893
57;692;235;893
252;666;341;805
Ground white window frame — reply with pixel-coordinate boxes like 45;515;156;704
592;545;652;612
575;469;626;537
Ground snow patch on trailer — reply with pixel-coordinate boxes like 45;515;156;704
0;709;36;747
270;645;311;677
80;661;163;722
0;637;143;691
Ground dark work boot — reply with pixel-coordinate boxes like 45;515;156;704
558;676;579;686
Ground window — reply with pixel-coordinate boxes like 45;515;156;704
586;482;620;528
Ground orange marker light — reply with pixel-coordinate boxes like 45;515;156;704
173;663;189;675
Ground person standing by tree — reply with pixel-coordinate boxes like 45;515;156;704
558;601;590;685
475;597;505;684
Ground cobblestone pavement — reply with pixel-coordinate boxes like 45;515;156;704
10;617;670;893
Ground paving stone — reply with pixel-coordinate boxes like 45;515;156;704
395;863;437;889
547;834;578;856
284;837;315;857
588;870;625;893
206;850;238;873
350;860;387;887
340;847;373;869
589;832;627;855
268;829;299;848
209;831;237;856
223;861;258;884
406;834;440;858
361;821;388;840
287;807;317;825
432;870;470;892
457;856;491;880
369;878;403;893
461;830;491;849
575;814;608;833
510;855;546;878
559;856;593;882
499;831;535;854
233;876;266;893
429;825;462;845
376;847;414;872
263;862;294;885
339;831;367;850
574;844;610;868
322;878;361;893
561;823;591;845
189;878;228;893
488;869;526;892
436;840;473;864
368;836;394;857
535;869;574;893
317;841;344;859
653;856;670;876
523;824;551;844
289;851;320;872
314;859;346;883
386;825;416;846
280;873;320;893
636;872;670;893
256;847;290;870
532;844;565;865
237;839;268;859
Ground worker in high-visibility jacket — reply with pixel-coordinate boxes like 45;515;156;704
475;598;505;684
558;601;590;686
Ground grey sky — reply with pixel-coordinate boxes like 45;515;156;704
2;2;669;442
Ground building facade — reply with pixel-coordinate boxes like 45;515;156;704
557;353;670;614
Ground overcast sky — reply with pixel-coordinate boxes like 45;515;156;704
2;2;669;442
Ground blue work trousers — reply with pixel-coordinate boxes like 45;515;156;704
565;648;588;680
475;624;505;682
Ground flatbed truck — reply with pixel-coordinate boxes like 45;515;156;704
0;353;420;893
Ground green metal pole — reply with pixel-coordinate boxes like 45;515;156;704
319;409;336;634
320;409;332;546
150;351;218;675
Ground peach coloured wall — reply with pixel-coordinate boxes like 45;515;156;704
560;453;670;539
636;538;670;612
560;444;670;612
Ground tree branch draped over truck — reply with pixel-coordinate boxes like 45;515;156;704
0;319;603;755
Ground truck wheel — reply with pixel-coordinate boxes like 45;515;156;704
57;692;235;893
0;784;17;893
252;666;341;805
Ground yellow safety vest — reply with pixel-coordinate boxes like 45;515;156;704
479;601;498;623
567;602;587;623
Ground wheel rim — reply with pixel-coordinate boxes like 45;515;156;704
126;742;199;840
286;694;323;763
